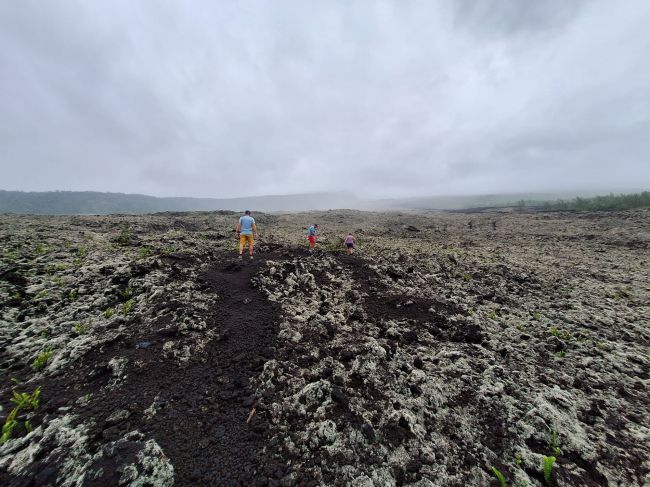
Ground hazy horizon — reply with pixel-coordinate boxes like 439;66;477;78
2;1;650;199
2;187;644;202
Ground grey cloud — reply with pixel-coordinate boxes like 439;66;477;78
1;0;649;199
451;0;590;38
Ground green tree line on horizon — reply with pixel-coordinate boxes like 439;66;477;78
517;191;650;212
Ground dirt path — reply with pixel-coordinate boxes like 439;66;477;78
173;254;281;486
0;252;284;487
129;253;284;486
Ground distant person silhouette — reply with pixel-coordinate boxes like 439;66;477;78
236;210;258;260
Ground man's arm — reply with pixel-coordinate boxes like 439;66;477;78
252;223;258;238
235;220;241;233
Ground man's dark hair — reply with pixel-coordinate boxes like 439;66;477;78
245;210;251;215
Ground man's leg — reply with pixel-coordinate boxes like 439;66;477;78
249;236;254;257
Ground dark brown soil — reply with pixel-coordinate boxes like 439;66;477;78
1;251;286;487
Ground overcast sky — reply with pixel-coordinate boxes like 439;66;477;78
1;1;649;199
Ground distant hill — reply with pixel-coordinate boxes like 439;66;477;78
1;189;643;215
0;190;360;215
540;191;650;211
366;193;578;210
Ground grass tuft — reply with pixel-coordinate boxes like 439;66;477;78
542;455;556;485
32;350;52;371
1;386;41;444
491;466;507;487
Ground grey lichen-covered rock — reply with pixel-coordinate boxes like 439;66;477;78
1;209;648;486
249;210;650;486
105;409;131;426
0;415;174;487
0;414;91;484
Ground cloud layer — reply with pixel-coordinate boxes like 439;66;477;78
1;0;649;198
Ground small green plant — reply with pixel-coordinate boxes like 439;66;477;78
554;351;566;358
13;388;41;418
514;455;523;466
104;308;114;319
69;289;78;301
4;250;18;261
116;229;131;246
1;417;18;444
542;455;556;485
122;299;134;315
161;245;177;256
73;322;89;335
533;312;543;321
560;285;574;295
76;245;89;258
78;393;93;406
32;350;53;371
138;247;152;259
122;287;134;300
35;243;47;255
463;273;472;282
35;289;49;299
612;287;631;300
487;309;498;320
549;326;572;340
491;466;507;487
550;431;562;455
1;386;41;444
516;323;525;332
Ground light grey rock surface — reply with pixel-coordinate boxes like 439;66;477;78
0;209;648;486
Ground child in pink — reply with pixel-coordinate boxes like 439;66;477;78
344;233;356;254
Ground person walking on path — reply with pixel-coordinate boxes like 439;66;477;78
307;224;318;253
236;210;258;260
344;233;356;254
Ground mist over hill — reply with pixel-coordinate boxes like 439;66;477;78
0;189;635;215
0;190;361;214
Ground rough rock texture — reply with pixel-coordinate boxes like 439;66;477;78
1;209;649;486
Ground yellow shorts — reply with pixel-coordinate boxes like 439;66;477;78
239;234;254;246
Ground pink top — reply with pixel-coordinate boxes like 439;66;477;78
344;235;355;244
